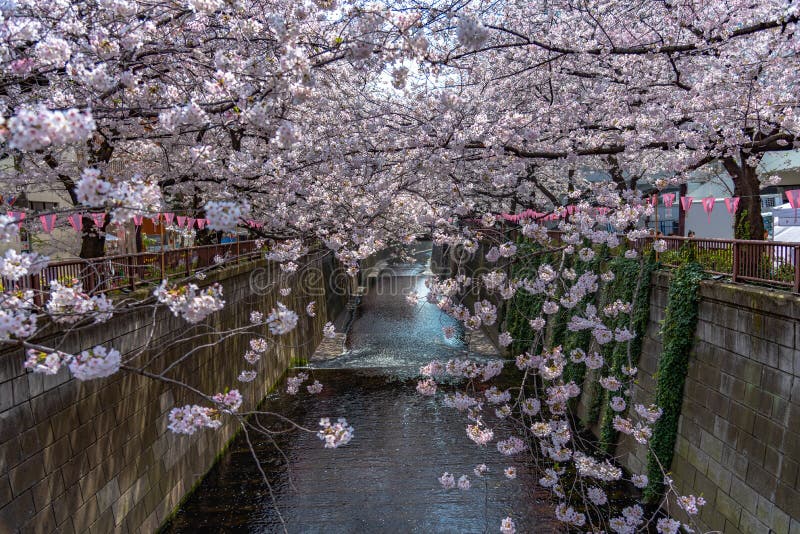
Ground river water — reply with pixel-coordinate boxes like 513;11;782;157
162;256;559;533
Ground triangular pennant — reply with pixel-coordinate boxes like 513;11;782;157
91;213;105;228
702;197;715;223
133;215;143;226
196;218;207;229
187;217;196;229
662;193;676;208
39;214;57;233
724;197;740;215
68;214;83;232
680;196;694;213
176;216;186;228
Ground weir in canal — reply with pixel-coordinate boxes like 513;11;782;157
162;250;558;533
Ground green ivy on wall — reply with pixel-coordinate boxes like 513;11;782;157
644;262;704;501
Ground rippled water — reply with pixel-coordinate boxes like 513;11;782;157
162;258;559;533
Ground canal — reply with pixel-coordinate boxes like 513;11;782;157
162;255;559;533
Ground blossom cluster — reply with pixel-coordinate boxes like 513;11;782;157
154;281;225;323
317;418;354;448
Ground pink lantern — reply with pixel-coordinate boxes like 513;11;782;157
662;193;676;208
680;196;694;213
39;214;56;233
724;197;740;215
68;214;83;232
701;197;715;223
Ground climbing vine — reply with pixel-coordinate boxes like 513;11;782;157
644;262;705;501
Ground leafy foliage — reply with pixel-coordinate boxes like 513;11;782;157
644;262;705;501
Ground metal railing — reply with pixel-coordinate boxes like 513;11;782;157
3;241;261;301
636;236;800;292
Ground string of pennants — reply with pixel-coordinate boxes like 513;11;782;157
5;211;265;234
500;193;746;225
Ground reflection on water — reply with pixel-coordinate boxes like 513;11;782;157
313;273;480;377
162;255;559;533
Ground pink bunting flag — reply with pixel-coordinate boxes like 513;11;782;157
724;197;740;215
162;212;175;225
91;213;105;228
566;205;575;215
196;218;207;229
133;215;143;226
39;214;56;233
176;216;187;228
187;217;196;229
7;211;25;229
702;197;715;223
787;190;800;209
662;193;676;208
680;196;694;214
650;195;658;207
68;214;82;232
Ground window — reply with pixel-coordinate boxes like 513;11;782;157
27;201;59;212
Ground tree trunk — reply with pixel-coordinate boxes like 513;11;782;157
677;183;687;236
79;215;107;259
722;157;764;240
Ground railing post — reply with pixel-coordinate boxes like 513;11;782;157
128;255;135;290
732;241;739;283
185;248;191;277
794;246;800;293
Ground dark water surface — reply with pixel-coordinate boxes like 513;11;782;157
163;264;559;533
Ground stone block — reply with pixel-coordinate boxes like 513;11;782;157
730;402;757;434
0;404;34;444
754;414;786;448
97;478;120;512
756;494;775;527
700;429;725;463
720;372;747;400
771;506;791;534
71;494;100;533
0;491;36;530
9;453;46;496
746;462;778;499
88;507;116;534
764;446;785;478
730;475;760;516
30;470;63;512
762;367;794;400
776;482;800;518
0;476;10;509
706;457;733;494
51;483;82;526
739;509;768;534
715;488;742;526
713;415;740;448
780;457;799;486
750;335;781;369
705;389;730;419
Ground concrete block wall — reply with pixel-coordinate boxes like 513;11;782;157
616;272;800;534
0;254;345;534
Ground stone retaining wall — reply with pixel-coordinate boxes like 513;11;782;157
614;272;800;534
0;253;345;534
